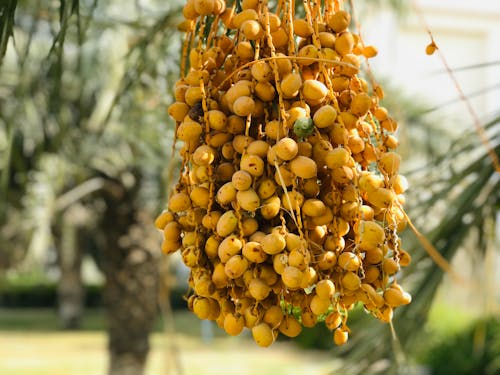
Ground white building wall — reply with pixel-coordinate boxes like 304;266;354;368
361;0;500;134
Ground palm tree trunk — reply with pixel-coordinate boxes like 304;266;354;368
56;213;84;330
100;183;159;375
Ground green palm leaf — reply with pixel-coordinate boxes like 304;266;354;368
334;115;499;374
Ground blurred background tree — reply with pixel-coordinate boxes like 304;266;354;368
1;1;183;374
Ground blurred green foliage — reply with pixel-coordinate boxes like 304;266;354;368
0;281;188;309
0;282;103;308
0;0;185;271
420;316;500;375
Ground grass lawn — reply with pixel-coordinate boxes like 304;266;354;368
0;301;479;375
0;309;338;375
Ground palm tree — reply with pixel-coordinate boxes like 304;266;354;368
1;1;183;373
332;89;500;374
2;1;497;374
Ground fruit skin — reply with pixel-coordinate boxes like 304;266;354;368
357;220;385;251
342;271;361;291
325;312;342;330
316;279;335;299
379;151;401;176
302;199;327;217
216;210;238;237
289;156;317;179
313;105;337;129
281;73;302;98
383;285;412;307
236;188;260;212
426;41;437;55
233;95;256;116
261;230;286;255
264;305;284;327
218;235;242;262
249;278;271;300
193;145;216;166
310;294;330;315
252;323;276;347
293;19;313;38
242;241;267;263
279;315;302;337
351;93;372;117
281;266;303;289
328;10;351;33
224;313;245;336
194;0;216;15
168;192;191;212
224;255;248;279
275;137;298;161
240;154;265;176
334;327;349;346
163;221;182;241
302;80;328;102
